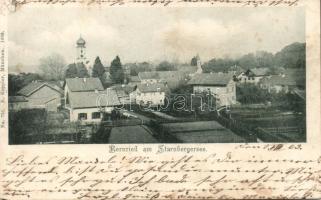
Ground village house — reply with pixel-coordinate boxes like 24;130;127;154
260;74;299;93
227;65;244;76
111;84;135;105
137;71;187;90
64;77;120;122
238;68;270;84
64;77;104;104
157;71;188;90
130;82;168;106
128;75;141;87
188;73;237;107
138;71;160;84
17;81;63;112
177;64;198;76
66;89;121;122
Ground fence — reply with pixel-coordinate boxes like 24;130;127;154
102;118;145;127
215;114;257;142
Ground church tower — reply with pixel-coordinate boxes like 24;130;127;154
195;54;202;74
76;36;86;64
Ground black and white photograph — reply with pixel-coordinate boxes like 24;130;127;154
8;7;306;144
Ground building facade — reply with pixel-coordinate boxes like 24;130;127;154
238;68;270;84
64;77;121;122
130;83;168;106
188;73;237;107
17;81;63;112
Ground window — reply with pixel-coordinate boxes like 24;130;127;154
78;113;87;120
92;112;101;119
66;94;69;105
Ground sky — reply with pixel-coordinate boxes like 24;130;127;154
8;6;305;73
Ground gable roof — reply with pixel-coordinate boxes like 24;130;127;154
261;74;298;86
65;77;104;92
68;89;120;109
249;68;269;76
137;83;168;93
157;71;185;79
17;81;63;97
188;73;234;86
130;76;140;83
138;71;160;80
110;84;135;94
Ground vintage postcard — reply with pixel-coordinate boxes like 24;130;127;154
0;0;320;199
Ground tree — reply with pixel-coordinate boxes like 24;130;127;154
236;83;270;104
190;56;198;66
202;58;236;73
238;53;257;69
110;56;124;84
129;62;152;76
9;73;43;95
64;63;89;78
156;61;175;71
9;108;46;144
92;56;105;78
65;63;78;78
274;42;306;69
77;63;89;78
39;53;66;80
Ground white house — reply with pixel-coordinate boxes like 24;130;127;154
260;74;298;93
64;77;120;122
66;89;121;122
188;73;237;107
130;82;168;107
238;68;270;84
64;77;104;105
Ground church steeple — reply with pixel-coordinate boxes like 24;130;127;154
76;35;86;64
195;54;202;74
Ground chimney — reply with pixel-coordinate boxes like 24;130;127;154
83;78;86;83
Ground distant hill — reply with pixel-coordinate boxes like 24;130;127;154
274;42;306;69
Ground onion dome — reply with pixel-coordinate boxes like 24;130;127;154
76;36;86;46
